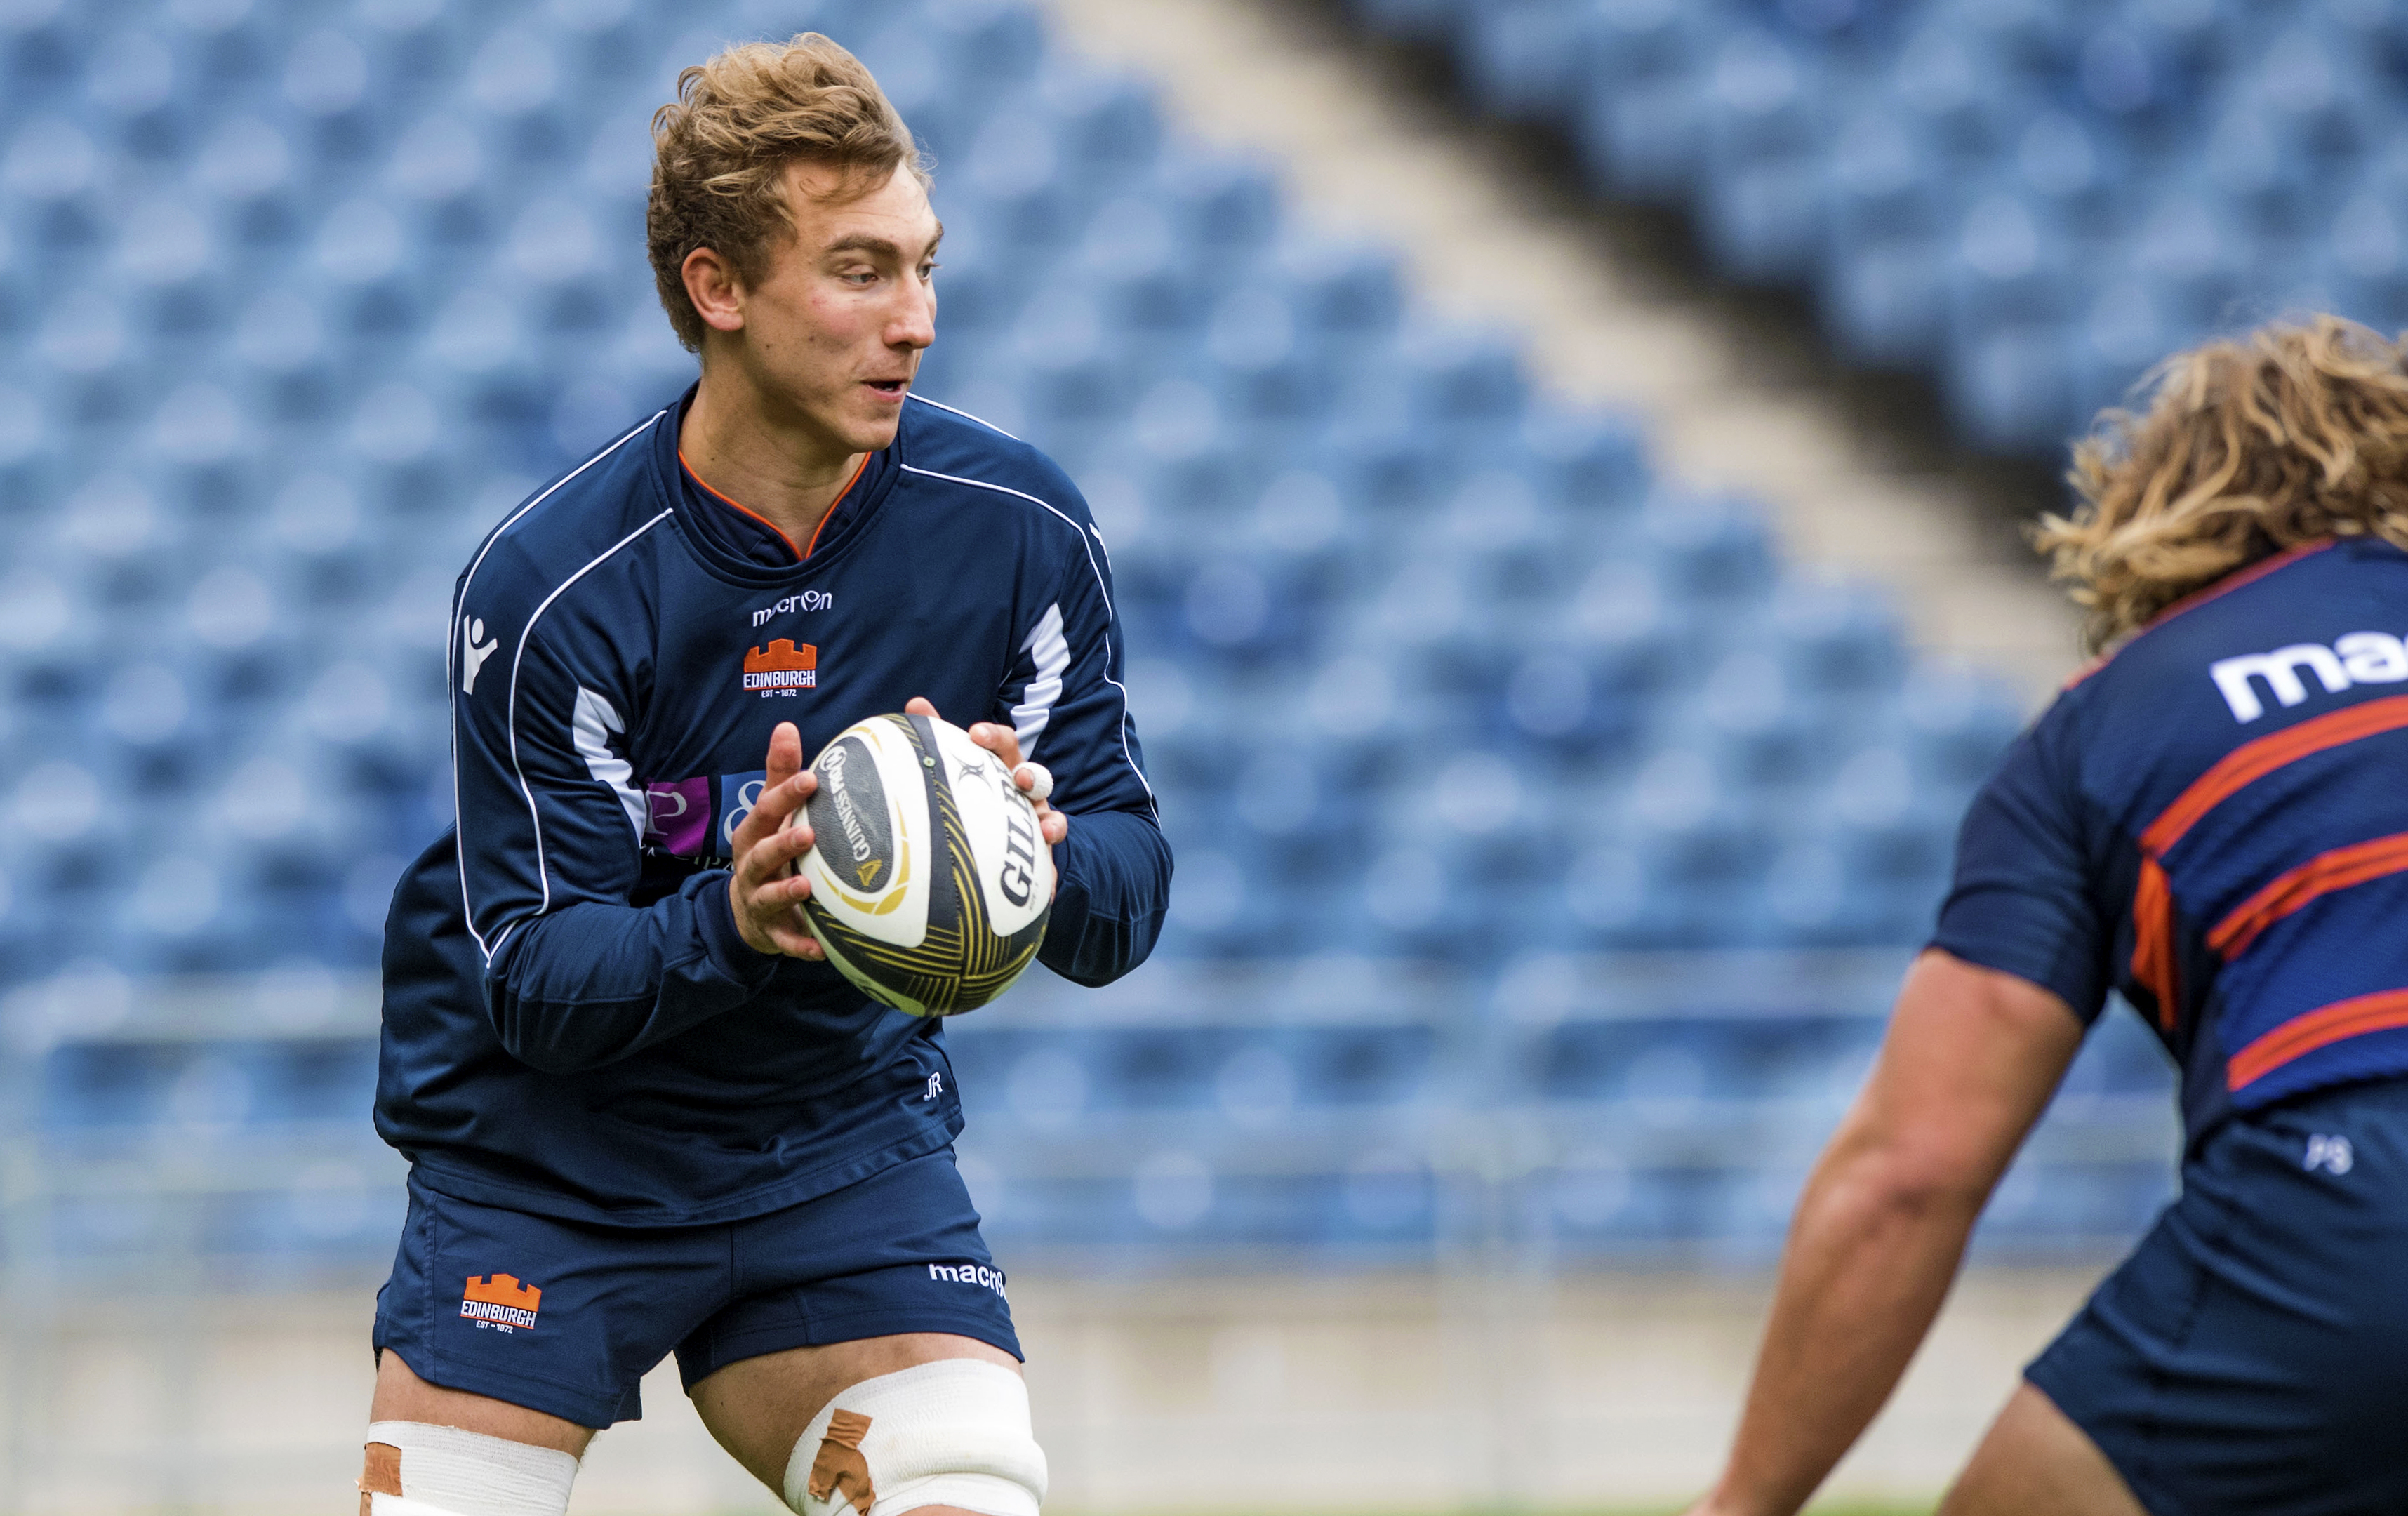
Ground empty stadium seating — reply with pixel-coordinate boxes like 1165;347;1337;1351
0;0;2171;1274
1351;0;2408;451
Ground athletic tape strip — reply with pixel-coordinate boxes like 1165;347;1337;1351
783;1359;1045;1516
360;1422;577;1516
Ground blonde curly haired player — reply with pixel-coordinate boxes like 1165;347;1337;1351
1680;318;2408;1516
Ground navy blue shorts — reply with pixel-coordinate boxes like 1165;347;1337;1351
372;1149;1020;1428
2028;1079;2408;1515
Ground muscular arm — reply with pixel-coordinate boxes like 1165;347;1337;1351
1690;950;2085;1516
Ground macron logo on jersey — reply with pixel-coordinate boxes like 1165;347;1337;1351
461;616;499;695
2211;632;2408;722
751;590;834;627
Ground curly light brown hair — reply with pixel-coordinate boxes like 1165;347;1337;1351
2040;315;2408;653
647;34;929;352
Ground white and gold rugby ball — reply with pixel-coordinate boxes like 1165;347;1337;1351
788;712;1053;1016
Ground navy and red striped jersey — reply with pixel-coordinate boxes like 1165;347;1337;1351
1934;536;2408;1144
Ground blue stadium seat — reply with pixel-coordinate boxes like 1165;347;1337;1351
1037;65;1163;194
1149;839;1303;960
1077;197;1211;352
1698;29;1827;283
1199;286;1338;443
2009;109;2128;235
1663;647;1829;791
1159;153;1282;279
1945;316;2077;453
454;26;590;169
1272;237;1404;350
1283;1025;1438;1108
1639;490;1776;605
924;0;1049;100
1890;665;2025;794
1823;171;1953;363
1461;0;1590;121
1521;406;1650;514
1396;323;1529;436
1886;24;2030;160
1574;0;1714;199
1767;579;1908;696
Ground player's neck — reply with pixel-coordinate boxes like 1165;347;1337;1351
678;366;867;552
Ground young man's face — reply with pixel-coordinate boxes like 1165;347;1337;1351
713;160;940;455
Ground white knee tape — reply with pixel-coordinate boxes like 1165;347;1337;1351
359;1422;578;1516
783;1360;1047;1516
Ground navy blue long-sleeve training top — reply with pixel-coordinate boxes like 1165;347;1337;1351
1934;536;2408;1149
375;390;1171;1225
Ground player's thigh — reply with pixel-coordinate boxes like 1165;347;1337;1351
1939;1382;2148;1516
689;1331;1018;1490
371;1348;594;1458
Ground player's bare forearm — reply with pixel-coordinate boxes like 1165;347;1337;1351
1687;952;2086;1516
1694;1119;1987;1516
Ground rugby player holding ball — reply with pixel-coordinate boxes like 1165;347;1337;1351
361;36;1168;1516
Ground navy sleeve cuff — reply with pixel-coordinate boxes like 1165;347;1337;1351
691;869;781;990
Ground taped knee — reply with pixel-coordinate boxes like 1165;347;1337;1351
357;1422;578;1516
783;1360;1047;1516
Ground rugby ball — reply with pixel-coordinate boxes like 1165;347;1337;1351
788;712;1053;1016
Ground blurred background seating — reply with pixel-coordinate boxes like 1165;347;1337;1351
1336;0;2408;453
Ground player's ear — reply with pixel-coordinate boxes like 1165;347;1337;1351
682;246;746;334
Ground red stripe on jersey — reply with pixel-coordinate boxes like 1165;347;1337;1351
2208;831;2408;961
2129;693;2408;1032
2131;858;2181;1031
2228;988;2408;1092
2142;694;2408;854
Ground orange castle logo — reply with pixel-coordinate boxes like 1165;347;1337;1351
744;639;818;693
460;1273;540;1332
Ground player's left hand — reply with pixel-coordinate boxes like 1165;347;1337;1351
905;696;1065;898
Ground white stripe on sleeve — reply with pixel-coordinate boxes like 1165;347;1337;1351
1011;601;1070;757
571;686;646;844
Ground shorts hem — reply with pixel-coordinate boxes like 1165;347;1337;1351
678;1309;1024;1392
378;1342;637;1430
2021;1366;2176;1516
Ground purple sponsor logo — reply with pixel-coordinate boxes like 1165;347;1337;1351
644;777;711;858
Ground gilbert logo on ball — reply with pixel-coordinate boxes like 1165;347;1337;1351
789;713;1053;1016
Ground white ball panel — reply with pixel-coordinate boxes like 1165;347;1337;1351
929;722;1053;938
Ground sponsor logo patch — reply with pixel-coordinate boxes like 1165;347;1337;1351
460;615;499;694
644;776;711;856
743;639;818;696
460;1272;540;1333
927;1261;1007;1298
2211;632;2408;722
752;590;834;627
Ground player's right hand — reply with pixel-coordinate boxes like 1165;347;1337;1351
729;721;825;960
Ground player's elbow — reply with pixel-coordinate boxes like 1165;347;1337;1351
487;1004;609;1075
1823;1119;2001;1228
479;978;627;1076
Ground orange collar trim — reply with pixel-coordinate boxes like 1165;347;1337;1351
677;451;872;563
